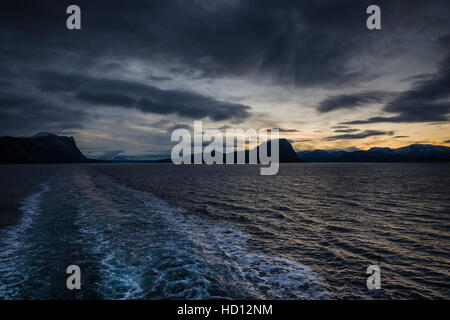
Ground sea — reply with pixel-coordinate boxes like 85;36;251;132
0;163;448;299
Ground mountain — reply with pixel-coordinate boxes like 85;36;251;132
156;138;302;163
0;133;102;163
5;133;446;164
297;144;450;162
257;138;301;163
296;150;346;162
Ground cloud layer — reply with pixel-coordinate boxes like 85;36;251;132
326;130;394;141
38;71;252;123
0;0;449;153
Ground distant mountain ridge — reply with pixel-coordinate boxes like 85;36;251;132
2;133;448;164
297;144;450;162
156;138;302;163
0;133;102;163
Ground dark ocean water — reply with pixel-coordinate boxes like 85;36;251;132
0;163;449;299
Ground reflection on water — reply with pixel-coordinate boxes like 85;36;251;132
0;163;449;299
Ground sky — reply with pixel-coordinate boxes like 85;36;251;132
0;0;449;159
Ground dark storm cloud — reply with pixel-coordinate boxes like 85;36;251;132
343;83;449;124
272;128;301;133
331;125;350;129
290;139;312;143
2;0;449;88
0;80;12;88
334;128;360;133
0;82;89;136
147;75;173;82
343;36;450;124
317;91;390;113
1;0;450;140
0;102;88;136
325;130;394;141
77;92;136;107
166;124;192;133
37;71;251;122
0;94;33;108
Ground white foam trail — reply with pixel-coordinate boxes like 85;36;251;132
106;178;330;299
0;181;50;299
75;204;144;300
